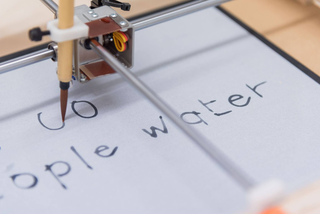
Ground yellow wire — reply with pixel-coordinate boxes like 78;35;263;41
113;32;128;52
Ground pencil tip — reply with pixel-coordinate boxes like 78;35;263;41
60;89;68;123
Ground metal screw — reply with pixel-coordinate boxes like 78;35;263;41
109;38;113;42
92;13;98;18
110;13;117;18
119;21;126;26
88;10;94;14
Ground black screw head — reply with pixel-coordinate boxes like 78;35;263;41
29;27;43;41
29;27;50;42
121;3;131;11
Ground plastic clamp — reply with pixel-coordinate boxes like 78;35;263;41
47;16;89;42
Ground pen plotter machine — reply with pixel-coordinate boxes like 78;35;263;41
0;0;292;214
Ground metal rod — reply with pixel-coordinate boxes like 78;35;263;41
40;0;58;18
131;0;233;30
0;49;54;75
0;0;232;74
90;39;255;190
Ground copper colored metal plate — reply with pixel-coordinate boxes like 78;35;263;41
80;60;116;80
86;17;121;38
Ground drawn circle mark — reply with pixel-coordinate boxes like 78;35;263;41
11;173;38;189
37;112;65;130
71;101;98;119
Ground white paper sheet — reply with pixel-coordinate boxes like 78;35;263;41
1;7;320;214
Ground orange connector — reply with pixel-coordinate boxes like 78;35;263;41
261;207;287;214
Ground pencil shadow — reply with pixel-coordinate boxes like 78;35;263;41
0;34;249;122
90;33;249;93
71;33;251;116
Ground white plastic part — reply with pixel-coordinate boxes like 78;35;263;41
47;16;89;42
245;179;285;214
